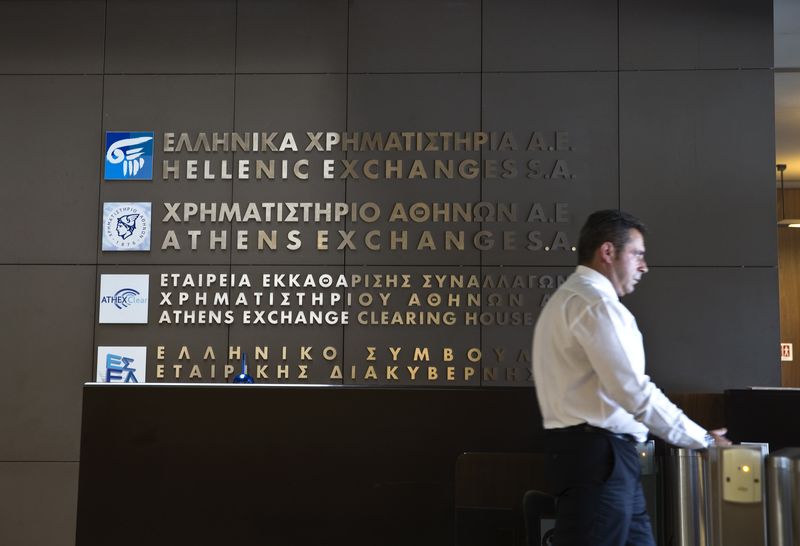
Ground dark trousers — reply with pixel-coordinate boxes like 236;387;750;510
545;428;655;546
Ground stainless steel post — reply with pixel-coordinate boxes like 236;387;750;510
666;447;708;546
766;448;800;546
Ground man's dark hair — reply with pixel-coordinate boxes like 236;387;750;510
577;209;647;265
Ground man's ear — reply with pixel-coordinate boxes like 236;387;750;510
598;241;616;264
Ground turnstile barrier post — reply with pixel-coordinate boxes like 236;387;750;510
666;447;708;546
766;447;800;546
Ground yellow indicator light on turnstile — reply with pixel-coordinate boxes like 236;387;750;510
741;465;751;473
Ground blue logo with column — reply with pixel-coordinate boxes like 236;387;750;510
104;131;154;180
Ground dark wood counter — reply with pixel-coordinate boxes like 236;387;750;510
76;384;541;546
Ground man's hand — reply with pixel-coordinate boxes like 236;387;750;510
708;428;732;446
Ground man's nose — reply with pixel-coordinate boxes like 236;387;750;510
639;259;648;273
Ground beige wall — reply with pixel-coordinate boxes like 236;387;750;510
778;188;800;386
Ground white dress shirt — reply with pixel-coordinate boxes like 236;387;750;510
532;265;708;448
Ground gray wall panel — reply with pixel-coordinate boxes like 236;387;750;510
0;1;105;74
349;0;480;73
237;0;348;73
483;0;617;72
233;75;347;265
100;75;235;265
0;266;94;461
346;74;482;266
620;70;776;266
105;0;236;74
0;1;780;541
619;0;773;69
0;76;102;264
482;72;619;266
0;462;78;546
626;267;780;392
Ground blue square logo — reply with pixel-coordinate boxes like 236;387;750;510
104;131;154;180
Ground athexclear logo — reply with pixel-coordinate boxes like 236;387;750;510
96;346;147;383
110;288;140;309
102;202;151;251
98;274;150;323
104;131;154;180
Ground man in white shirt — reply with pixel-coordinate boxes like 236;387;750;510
532;209;729;546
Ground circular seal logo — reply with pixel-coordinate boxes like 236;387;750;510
102;202;151;251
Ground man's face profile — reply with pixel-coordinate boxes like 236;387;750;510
610;229;648;297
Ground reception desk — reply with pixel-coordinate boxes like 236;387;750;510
75;384;541;546
77;385;790;545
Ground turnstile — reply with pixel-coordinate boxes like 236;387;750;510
665;445;768;546
766;448;800;546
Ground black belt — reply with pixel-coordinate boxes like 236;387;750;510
549;424;639;445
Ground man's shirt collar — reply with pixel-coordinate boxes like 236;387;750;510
575;265;618;300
